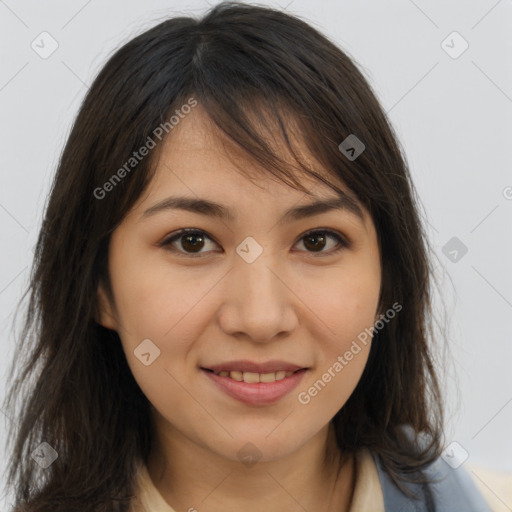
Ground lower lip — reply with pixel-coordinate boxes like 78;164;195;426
202;368;308;406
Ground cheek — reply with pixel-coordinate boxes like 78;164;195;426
109;249;218;396
305;264;381;349
109;241;207;339
295;288;376;423
297;258;379;410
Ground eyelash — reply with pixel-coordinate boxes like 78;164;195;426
158;228;350;258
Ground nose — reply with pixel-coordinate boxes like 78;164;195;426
216;250;298;343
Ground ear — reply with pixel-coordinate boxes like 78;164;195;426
95;281;118;330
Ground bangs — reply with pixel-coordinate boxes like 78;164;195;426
198;93;360;203
155;25;373;208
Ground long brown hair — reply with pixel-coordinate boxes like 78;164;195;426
3;2;445;510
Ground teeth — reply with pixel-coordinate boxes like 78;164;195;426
230;371;243;381
214;369;297;382
260;372;277;383
243;372;260;383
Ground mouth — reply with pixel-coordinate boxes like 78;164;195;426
201;367;303;383
200;361;309;405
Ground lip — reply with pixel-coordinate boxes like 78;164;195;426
204;360;305;374
201;367;308;406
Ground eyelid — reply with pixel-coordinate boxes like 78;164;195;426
159;227;351;258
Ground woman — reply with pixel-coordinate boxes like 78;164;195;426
3;2;492;511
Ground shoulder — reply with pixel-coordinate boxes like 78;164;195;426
371;450;493;512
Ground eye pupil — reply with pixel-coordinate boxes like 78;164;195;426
182;233;204;252
304;233;326;252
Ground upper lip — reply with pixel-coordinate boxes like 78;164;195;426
202;360;307;373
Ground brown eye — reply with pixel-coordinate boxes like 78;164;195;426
160;229;219;257
180;232;206;253
160;228;349;258
302;232;328;252
295;230;348;256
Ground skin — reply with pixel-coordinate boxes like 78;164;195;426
97;103;382;512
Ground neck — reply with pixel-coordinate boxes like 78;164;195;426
145;413;355;512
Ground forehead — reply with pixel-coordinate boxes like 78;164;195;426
133;102;372;231
153;104;329;189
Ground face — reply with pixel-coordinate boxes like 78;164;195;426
97;104;382;464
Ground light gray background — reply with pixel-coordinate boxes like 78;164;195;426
1;0;511;509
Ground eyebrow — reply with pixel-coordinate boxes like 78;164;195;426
140;192;365;225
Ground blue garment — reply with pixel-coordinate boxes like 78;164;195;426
372;451;492;511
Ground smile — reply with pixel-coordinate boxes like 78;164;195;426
207;369;300;383
201;365;308;406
